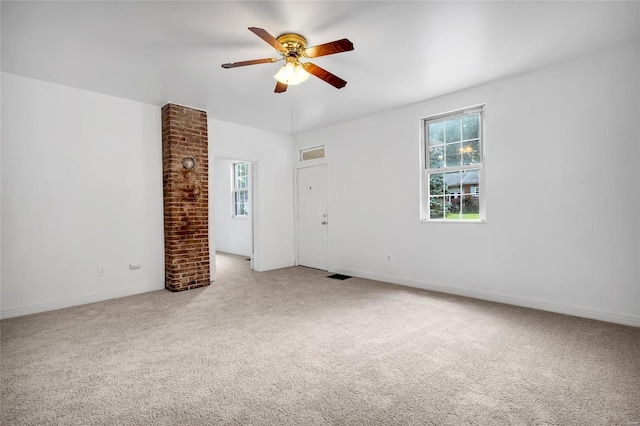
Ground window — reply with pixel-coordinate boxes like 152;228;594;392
421;106;484;222
300;146;325;161
232;162;250;217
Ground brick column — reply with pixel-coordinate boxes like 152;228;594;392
161;103;210;291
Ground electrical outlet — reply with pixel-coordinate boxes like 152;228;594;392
387;255;392;262
97;266;106;276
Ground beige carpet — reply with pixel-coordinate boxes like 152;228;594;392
2;252;639;425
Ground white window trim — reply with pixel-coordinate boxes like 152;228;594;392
420;104;486;223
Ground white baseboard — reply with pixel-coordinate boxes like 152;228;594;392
1;282;164;320
330;267;640;328
215;249;252;257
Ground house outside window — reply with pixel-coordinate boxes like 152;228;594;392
232;162;250;217
421;105;485;222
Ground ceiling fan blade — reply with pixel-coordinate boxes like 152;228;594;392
302;62;347;89
274;81;288;93
221;58;278;68
305;39;354;58
248;27;287;53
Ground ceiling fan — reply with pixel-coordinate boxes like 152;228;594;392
221;27;354;93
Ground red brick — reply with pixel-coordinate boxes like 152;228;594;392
161;103;211;292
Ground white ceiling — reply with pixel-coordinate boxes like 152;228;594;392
2;1;638;135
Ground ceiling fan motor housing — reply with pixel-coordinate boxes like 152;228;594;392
277;33;307;58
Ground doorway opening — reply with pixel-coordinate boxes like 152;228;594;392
212;157;255;272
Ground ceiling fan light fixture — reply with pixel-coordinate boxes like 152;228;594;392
274;59;310;86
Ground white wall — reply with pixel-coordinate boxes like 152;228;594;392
1;73;164;318
0;74;296;317
209;119;294;272
296;43;640;326
212;157;252;257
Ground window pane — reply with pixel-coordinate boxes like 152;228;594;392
429;196;445;219
461;140;481;165
461;169;480;193
234;163;249;189
445;117;461;143
429;173;445;195
234;190;248;216
445;171;461;194
301;147;325;161
446;201;461;220
462;114;480;140
461;194;480;219
428;122;444;145
445;142;462;167
447;213;462;220
234;195;249;215
237;176;247;189
428;146;444;168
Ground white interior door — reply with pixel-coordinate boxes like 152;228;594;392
297;165;328;270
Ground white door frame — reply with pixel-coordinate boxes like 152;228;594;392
294;160;331;271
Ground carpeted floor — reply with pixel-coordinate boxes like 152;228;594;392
2;252;639;425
